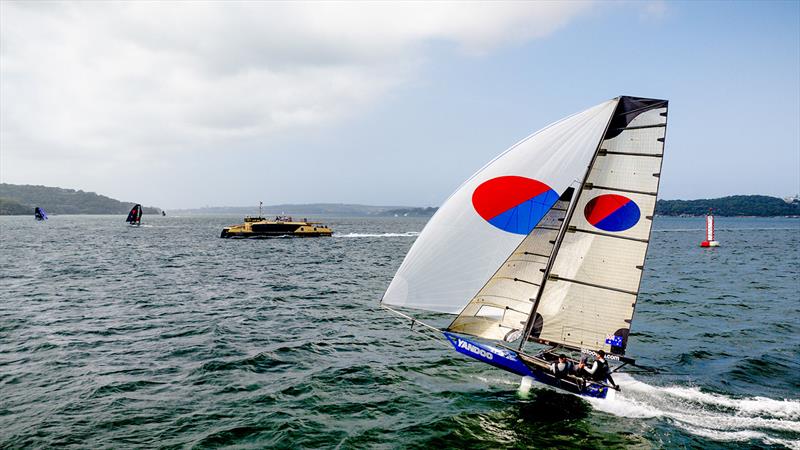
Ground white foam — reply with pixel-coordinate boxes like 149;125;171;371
475;375;520;387
335;232;420;238
588;374;800;446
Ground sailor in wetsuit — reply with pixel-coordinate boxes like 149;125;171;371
578;350;619;390
550;354;573;380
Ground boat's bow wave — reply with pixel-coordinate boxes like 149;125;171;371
336;232;420;238
588;374;800;448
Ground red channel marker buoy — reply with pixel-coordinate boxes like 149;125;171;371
700;210;720;247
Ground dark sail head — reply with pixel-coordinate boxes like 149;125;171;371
34;207;47;221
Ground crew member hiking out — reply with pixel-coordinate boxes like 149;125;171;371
578;349;619;391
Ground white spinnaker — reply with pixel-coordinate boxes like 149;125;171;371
707;215;714;241
534;100;668;354
382;99;618;314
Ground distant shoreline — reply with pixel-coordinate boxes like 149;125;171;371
1;183;797;217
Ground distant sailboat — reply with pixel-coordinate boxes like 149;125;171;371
126;204;143;226
34;207;48;221
381;96;668;399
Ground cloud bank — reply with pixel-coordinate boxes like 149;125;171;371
1;1;591;190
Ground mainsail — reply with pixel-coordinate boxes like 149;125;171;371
381;99;618;314
34;207;48;221
523;97;668;355
126;204;142;224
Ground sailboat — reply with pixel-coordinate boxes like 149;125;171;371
34;207;48;221
381;96;668;399
126;204;143;226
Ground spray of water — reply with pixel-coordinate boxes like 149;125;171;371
586;374;800;448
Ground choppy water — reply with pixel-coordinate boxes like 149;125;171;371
1;215;798;449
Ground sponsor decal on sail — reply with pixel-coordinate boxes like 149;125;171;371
584;194;640;232
472;176;559;235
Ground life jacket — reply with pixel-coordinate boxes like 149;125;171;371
553;361;572;378
593;359;609;380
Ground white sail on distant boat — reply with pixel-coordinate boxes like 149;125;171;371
381;96;668;399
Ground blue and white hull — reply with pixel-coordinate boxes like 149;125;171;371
444;332;613;400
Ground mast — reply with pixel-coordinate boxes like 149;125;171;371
517;97;620;351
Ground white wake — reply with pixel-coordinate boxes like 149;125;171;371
335;232;420;238
587;374;800;448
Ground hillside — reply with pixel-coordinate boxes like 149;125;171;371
378;207;439;217
656;195;799;217
0;197;30;215
0;184;161;215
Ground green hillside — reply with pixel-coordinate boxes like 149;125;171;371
656;195;799;216
0;184;161;215
0;197;31;215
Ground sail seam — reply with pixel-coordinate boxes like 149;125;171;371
549;275;638;296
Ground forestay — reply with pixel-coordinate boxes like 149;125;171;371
530;97;668;355
381;99;618;314
447;188;573;341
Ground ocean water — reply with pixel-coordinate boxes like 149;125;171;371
0;215;798;449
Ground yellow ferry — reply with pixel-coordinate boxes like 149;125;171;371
220;215;333;238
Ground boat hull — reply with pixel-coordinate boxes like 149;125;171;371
444;332;612;399
220;218;333;238
221;230;333;238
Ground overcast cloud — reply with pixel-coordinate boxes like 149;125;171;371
1;1;591;190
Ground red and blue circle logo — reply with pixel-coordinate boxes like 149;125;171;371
584;194;640;232
472;176;559;235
